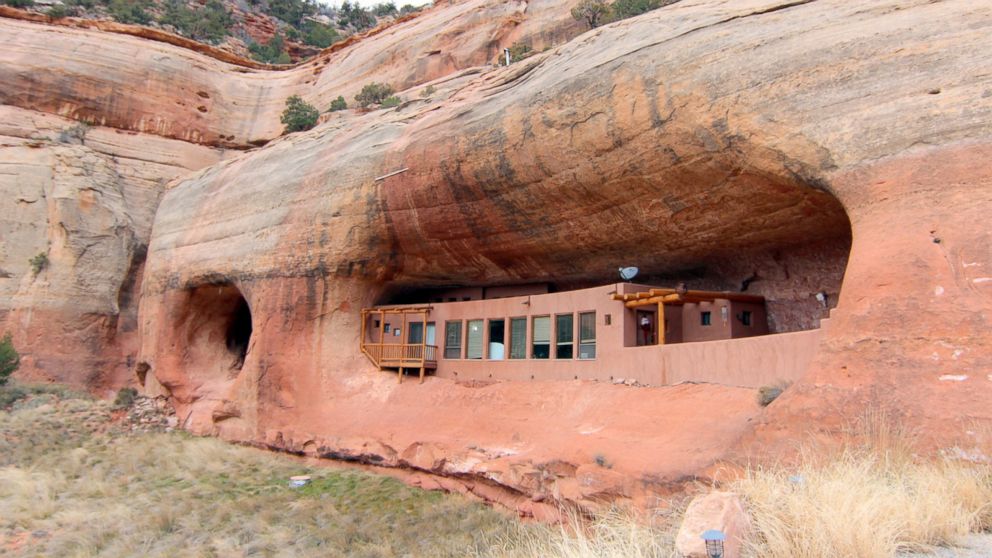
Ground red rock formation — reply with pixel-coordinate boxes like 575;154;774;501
3;0;992;510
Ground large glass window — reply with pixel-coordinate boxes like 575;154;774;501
532;316;550;359
556;313;574;359
466;319;484;359
578;312;596;359
488;319;505;360
509;317;527;359
408;322;423;344
444;321;462;359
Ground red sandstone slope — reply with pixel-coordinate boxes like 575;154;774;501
1;0;991;511
0;0;584;391
134;0;992;507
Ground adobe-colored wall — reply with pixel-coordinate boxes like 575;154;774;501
367;283;820;388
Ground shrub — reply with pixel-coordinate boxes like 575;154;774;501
107;0;152;25
302;21;339;48
58;122;89;144
0;334;19;387
113;387;138;409
380;95;402;108
47;4;70;19
419;84;436;97
29;252;48;276
1;0;34;8
372;1;396;17
398;3;420;14
571;0;609;28
508;42;532;63
266;0;316;26
249;34;291;64
0;384;28;408
354;82;394;108
159;0;232;44
339;0;375;31
609;0;678;21
328;95;347;112
280;95;319;133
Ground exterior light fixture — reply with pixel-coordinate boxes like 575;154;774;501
701;529;726;558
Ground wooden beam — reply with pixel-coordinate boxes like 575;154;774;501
658;301;665;345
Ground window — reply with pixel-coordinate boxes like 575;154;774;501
488;319;505;360
444;321;462;359
556;314;573;359
740;310;752;326
604;314;611;326
532;316;550;359
578;312;596;359
701;311;712;326
509;317;526;359
408;322;423;344
466;319;484;359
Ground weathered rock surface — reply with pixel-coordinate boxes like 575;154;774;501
134;0;992;506
675;491;750;558
1;0;991;510
0;106;227;392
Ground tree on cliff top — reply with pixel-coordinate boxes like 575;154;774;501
571;0;609;28
0;334;19;387
281;95;319;133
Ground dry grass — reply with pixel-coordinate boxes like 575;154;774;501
475;506;681;558
0;393;523;557
734;411;992;558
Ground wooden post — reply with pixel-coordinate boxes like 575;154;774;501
398;366;403;383
360;310;367;353
658;302;665;345
420;311;427;383
378;310;386;370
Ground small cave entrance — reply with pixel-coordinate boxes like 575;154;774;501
182;282;254;375
225;296;252;370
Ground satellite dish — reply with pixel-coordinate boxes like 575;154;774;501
618;266;639;281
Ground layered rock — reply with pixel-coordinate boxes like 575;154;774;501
135;0;992;507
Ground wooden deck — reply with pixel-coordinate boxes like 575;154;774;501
360;307;436;383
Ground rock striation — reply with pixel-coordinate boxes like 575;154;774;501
2;0;991;509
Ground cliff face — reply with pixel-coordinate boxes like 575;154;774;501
136;0;991;507
2;0;991;511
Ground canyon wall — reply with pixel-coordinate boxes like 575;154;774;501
1;0;990;510
137;0;991;507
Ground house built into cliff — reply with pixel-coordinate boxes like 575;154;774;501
360;283;821;387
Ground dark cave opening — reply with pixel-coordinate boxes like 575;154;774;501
225;295;253;370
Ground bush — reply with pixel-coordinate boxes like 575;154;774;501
571;0;609;28
339;0;375;31
302;21;339;48
419;84;436;97
507;42;532;63
328;95;347;112
266;0;316;26
0;334;19;387
249;34;291;64
758;382;789;406
29;252;48;276
380;95;402;108
398;3;420;14
354;82;394;108
113;387;138;409
47;4;70;18
1;0;34;8
107;0;152;25
372;1;396;17
609;0;677;21
58;122;89;144
280;95;319;133
159;0;232;44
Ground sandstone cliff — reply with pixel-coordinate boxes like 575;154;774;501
2;0;991;511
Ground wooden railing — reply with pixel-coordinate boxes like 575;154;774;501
362;343;438;366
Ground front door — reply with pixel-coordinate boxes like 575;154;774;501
636;310;656;346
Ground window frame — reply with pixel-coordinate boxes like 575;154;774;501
531;315;551;359
555;313;574;360
578;311;596;360
465;319;484;359
508;316;527;359
701;311;712;326
443;320;462;359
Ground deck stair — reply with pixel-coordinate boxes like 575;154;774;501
360;307;437;383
